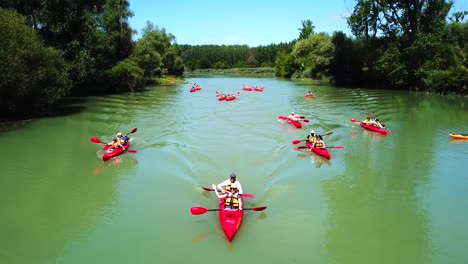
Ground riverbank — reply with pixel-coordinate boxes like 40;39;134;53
188;67;276;76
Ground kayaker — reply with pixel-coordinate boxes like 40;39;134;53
107;138;125;149
362;116;373;125
307;130;317;143
216;173;244;195
312;135;326;149
373;118;384;128
306;91;313;96
116;132;129;145
212;183;243;211
288;112;300;121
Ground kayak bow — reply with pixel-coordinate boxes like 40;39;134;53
219;197;244;243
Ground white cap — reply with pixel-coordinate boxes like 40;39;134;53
117;132;123;137
291;112;295;114
310;130;315;134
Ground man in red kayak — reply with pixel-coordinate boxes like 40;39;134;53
373;118;384;128
362;116;373;125
116;132;129;145
307;130;317;144
288;112;300;121
312;135;326;149
216;173;244;195
212;183;243;211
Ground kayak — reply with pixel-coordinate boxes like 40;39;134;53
219;197;244;243
218;95;226;101
449;133;468;139
288;119;302;128
225;96;236;101
254;87;264;92
304;94;314;98
242;87;253;91
306;142;331;159
360;122;389;135
102;141;130;161
190;87;202;92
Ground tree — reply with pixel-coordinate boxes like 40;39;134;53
298;19;315;40
0;9;70;117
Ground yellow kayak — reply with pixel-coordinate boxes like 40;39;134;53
449;134;468;139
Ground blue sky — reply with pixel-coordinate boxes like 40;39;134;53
128;0;467;47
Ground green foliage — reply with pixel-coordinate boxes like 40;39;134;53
180;42;294;70
0;8;70;117
375;44;408;87
291;33;334;78
131;21;184;79
275;50;295;78
298;19;315;40
110;59;144;92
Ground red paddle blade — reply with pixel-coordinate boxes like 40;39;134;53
129;128;137;134
90;137;102;143
334;146;345;149
302;119;309;123
299;116;305;119
324;132;334;136
202;187;214;191
242;193;255;198
252;206;267;211
297;146;309;150
102;145;110;150
191;207;208;215
292;140;302;144
127;149;137;153
350;118;359;122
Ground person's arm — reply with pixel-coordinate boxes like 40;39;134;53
237;182;244;195
216;179;229;190
239;196;243;210
212;184;223;198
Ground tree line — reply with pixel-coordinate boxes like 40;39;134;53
0;1;184;118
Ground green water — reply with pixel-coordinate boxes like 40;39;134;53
1;75;467;264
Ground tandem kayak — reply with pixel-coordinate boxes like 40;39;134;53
306;142;331;159
449;133;468;139
102;142;130;161
360;122;389;135
219;198;244;243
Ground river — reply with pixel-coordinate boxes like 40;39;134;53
1;74;467;264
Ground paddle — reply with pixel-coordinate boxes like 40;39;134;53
297;145;344;150
202;187;255;198
190;206;267;215
292;132;334;144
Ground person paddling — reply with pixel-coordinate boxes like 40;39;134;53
216;173;244;195
307;129;317;144
312;135;326;149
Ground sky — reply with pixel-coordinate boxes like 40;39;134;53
128;0;468;47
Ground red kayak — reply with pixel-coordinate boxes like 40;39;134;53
242;87;253;91
360;122;389;135
304;94;314;98
306;142;331;159
218;95;226;101
219;197;244;243
102;142;130;161
288;119;302;128
254;87;264;92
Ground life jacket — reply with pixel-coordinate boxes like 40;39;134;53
119;136;129;145
315;141;324;148
111;141;120;148
225;194;239;208
309;135;316;143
